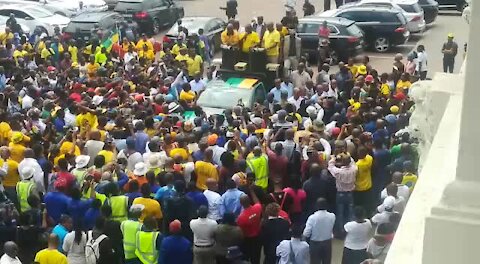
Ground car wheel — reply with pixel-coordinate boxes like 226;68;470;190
152;19;161;35
373;37;390;53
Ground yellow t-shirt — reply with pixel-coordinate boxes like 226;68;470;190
402;173;418;192
34;249;68;264
380;83;391;97
86;62;100;77
13;50;28;65
263;30;281;56
98;150;114;164
221;30;240;46
136;39;154;51
175;54;189;62
41;48;54;59
59;141;81;157
9;142;25;163
68;46;78;63
171;43;187;55
396;80;411;94
355;154;373;191
194;161;219;190
169;147;189;160
132;197;163;222
37;41;46;54
76;112;98;133
139;49;155;61
239;32;260;53
0;122;12;144
3;159;19;188
180;90;196;103
186;55;203;76
0;32;13;45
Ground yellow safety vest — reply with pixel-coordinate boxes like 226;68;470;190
121;220;143;260
135;231;160;264
110;195;128;222
247;155;269;189
16;180;34;212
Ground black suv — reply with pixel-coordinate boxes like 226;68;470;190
436;0;468;11
64;12;126;44
418;0;439;24
114;0;184;35
297;17;364;63
318;7;409;53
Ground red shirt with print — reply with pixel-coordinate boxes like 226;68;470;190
237;203;263;238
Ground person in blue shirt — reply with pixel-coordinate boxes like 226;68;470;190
219;179;245;218
84;199;102;230
185;181;209;210
133;121;149;154
67;187;95;227
281;77;294;98
160;219;192;264
43;184;72;224
51;214;72;252
0;66;6;91
125;180;142;207
154;172;176;208
270;78;288;103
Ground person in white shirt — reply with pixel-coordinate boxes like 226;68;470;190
380;172;410;202
342;207;372;264
0;241;21;264
190;205;218;264
377;184;405;214
303;198;335;264
189;73;206;94
203;179;222;221
276;224;310;264
290;63;311;88
371;196;397;225
416;45;428;80
287;87;305;111
18;148;45;193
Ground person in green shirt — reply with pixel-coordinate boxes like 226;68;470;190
95;46;108;66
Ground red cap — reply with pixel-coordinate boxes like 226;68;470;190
365;75;374;82
394;92;406;101
47;66;56;72
54;177;67;190
134;94;144;102
87;88;95;94
169;220;181;233
331;127;341;137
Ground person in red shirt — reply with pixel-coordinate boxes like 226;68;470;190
56;158;76;189
237;193;262;264
266;142;288;189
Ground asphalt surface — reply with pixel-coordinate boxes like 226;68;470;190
157;1;469;262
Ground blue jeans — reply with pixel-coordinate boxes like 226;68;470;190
335;192;354;235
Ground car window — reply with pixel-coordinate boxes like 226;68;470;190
378;12;401;22
65;22;97;33
9;10;29;19
398;3;422;13
210;19;224;31
254;84;266;104
338;11;370;22
327;25;339;35
303;23;320;34
115;1;143;12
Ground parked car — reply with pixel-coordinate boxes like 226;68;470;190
63;11;125;44
436;0;468;11
0;0;76;17
0;5;70;36
16;0;108;17
296;17;364;63
318;7;410;52
105;0;119;9
164;16;226;56
418;0;439;24
114;0;184;35
341;0;426;33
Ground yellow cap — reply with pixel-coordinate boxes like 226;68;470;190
11;132;23;144
447;33;454;38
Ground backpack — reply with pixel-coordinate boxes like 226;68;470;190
85;230;107;264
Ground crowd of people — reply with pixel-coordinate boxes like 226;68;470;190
0;1;423;264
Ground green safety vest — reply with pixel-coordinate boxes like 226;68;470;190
110;195;128;222
247;155;269;189
135;231;160;264
121;220;143;260
16;180;34;212
83;188;107;204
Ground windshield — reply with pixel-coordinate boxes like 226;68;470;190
197;86;253;109
166;18;207;36
25;7;54;18
65;22;97;32
398;3;422;13
115;1;143;11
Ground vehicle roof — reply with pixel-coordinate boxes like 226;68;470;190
166;16;224;36
118;0;143;2
361;0;417;4
299;16;355;26
319;5;401;14
208;77;259;90
71;11;119;22
392;0;419;5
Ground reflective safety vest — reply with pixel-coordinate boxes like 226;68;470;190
135;231;160;264
83;188;107;204
16;180;34;212
247;155;269;189
110;195;128;222
121;220;143;260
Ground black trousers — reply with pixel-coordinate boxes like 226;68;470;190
309;239;332;264
354;189;373;216
342;247;368;264
443;57;454;73
242;236;261;264
419;71;428;80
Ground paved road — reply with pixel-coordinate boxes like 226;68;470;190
160;1;469;262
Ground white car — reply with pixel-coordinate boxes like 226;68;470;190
341;0;426;33
0;16;31;35
45;0;109;16
0;5;70;36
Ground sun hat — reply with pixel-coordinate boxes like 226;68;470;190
75;155;91;169
357;65;367;75
148;154;162;169
168;102;180;113
312;120;325;132
390;105;400;114
20;167;35;180
11;132;23;144
133;162;148;176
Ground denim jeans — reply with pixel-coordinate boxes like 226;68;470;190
335;192;354;235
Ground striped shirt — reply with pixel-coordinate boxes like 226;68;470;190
327;158;357;192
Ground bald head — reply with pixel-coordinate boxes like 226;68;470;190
3;241;17;258
253;146;262;157
48;234;60;248
392;172;404;184
23;148;34;158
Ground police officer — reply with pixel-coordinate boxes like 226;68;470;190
121;204;144;264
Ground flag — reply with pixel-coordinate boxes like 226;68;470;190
101;30;120;52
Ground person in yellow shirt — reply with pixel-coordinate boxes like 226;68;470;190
194;149;218;190
186;49;203;76
221;24;239;47
86;55;100;78
355;147;373;212
0;27;13;45
132;184;163;222
175;47;189;62
34;234;68;264
9;132;26;163
179;83;196;106
263;23;281;63
94;46;108;66
40;41;54;61
138;44;155;63
396;72;412;94
121;37;135;54
136;34;154;52
68;40;78;64
239;24;260;54
12;45;28;66
1;146;19;192
171;38;187;56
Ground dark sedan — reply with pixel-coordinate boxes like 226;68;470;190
418;0;439;24
297;17;365;63
164;17;226;56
